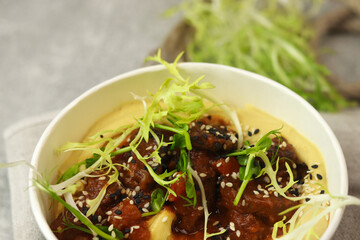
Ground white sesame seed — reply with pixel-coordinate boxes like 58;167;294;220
124;233;129;238
253;190;259;195
264;176;270;183
257;184;262;191
144;202;150;208
128;156;133;163
162;216;168;222
264;190;269;195
78;195;84;200
82;191;88;196
111;231;116;238
200;124;205;130
108;224;114;232
236;230;241;237
146;146;152;151
242;199;246;206
226;237;230;240
200;173;207;178
169;136;174;141
142;208;149;213
225;157;230;163
74;217;79;223
106;211;112;215
223;144;227;150
277;177;282;182
130;200;134;205
99;176;106;181
114;216;122;220
191;122;196;127
198;206;204;211
263;195;269;198
274;191;279;197
231;172;237;179
132;191;136;197
213;221;219;226
226;182;233;188
135;186;141;192
221;182;225;188
216;162;222;167
78;201;83;208
133;225;140;229
98;215;102;222
229;222;235;231
293;163;297;169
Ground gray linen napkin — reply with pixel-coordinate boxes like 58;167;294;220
3;109;360;240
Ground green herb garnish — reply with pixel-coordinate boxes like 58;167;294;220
167;0;353;111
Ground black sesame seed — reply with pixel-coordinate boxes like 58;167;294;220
100;134;104;138
91;214;98;222
248;131;252;137
254;129;260;134
320;190;325;194
143;195;150;199
109;193;116;199
131;159;137;164
195;184;200;191
202;133;208;140
309;174;313;180
124;228;131;233
82;206;88;214
311;164;318;169
317;174;323;180
207;115;212;120
193;135;199;141
214;142;221;151
305;198;310;202
115;210;122;215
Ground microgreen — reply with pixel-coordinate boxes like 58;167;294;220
142;188;169;217
229;128;283;205
168;0;353;111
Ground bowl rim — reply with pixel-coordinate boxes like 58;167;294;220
29;62;348;239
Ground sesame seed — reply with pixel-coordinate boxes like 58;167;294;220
114;216;122;220
200;124;205;130
78;196;84;200
111;231;116;238
130;200;134;205
73;217;79;223
229;222;235;231
135;186;141;192
274;191;279;197
316;174;323;180
264;190;269;195
82;191;88;196
99;176;106;181
162;216;168;222
200;173;207;178
263;195;269;198
253;190;259;195
248;131;252;137
198;206;204;211
142;208;149;213
216;162;222;167
264;176;270;183
257;184;262;191
221;182;225;188
226;238;230;240
132;191;136;197
133;225;140;229
144;202;150;208
78;201;83;208
231;172;237;180
236;230;241;237
213;221;219;226
128;156;133;163
225;157;230;163
146;146;152;151
254;129;259;134
226;182;233;188
106;211;112;215
124;233;129;238
292;163;297;169
277;177;282;182
242;200;246;206
311;164;318;169
108;224;114;232
98;215;102;222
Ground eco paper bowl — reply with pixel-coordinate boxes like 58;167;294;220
29;63;348;239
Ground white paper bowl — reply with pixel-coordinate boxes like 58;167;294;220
29;63;348;239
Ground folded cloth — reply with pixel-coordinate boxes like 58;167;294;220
3;109;360;240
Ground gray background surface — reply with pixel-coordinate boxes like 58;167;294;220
0;0;359;239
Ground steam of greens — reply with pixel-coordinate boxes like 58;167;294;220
167;0;352;111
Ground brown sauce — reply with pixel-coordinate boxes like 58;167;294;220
51;115;308;240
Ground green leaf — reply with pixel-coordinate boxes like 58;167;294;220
96;225;124;239
57;162;84;183
237;155;249;165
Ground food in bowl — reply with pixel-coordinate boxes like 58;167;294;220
30;52;355;240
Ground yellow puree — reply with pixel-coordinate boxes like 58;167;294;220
58;102;329;240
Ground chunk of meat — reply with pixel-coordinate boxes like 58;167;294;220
189;115;237;152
